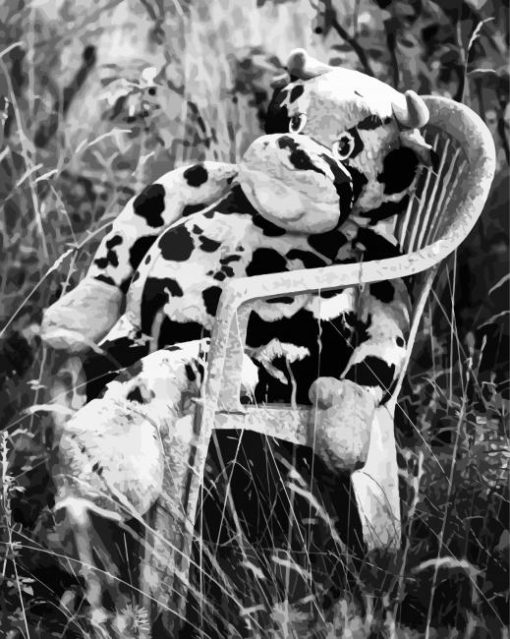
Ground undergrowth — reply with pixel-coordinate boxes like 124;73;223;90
0;0;508;637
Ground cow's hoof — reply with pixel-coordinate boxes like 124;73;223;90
41;278;123;352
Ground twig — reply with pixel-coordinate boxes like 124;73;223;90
384;19;400;89
0;56;49;260
317;0;374;77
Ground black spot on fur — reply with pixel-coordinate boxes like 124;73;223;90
246;308;354;405
214;272;226;281
183;164;208;187
183;203;207;216
246;249;288;276
319;153;353;225
145;254;151;265
216;185;257;215
221;265;235;278
360;195;410;224
94;257;108;269
95;274;115;286
106;234;122;249
127;386;144;403
141;277;184;334
344;356;396;392
94;234;125;272
307;231;348;262
220;255;241;265
378;147;419;195
132;184;166;227
370;281;395;303
265;87;290;134
266;296;294;304
345;166;368;202
198;235;221;252
157;318;209;349
319;288;345;299
278;136;325;175
129;236;156;270
202;286;222;316
286;248;328;268
355;228;401;260
192;224;204;234
251;213;287;236
289;84;304;103
357;115;391;130
158;225;195;261
83;336;149;401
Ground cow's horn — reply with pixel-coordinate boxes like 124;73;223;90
393;90;429;129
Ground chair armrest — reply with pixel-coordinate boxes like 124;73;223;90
203;97;496;406
203;239;451;405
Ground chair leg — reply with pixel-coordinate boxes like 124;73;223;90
59;499;109;628
140;500;176;637
351;400;401;552
139;409;212;635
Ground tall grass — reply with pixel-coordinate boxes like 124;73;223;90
0;0;508;637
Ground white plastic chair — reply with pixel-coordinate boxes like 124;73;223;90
139;95;496;634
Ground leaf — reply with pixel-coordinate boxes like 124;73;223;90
467;18;494;55
23;403;75;417
489;273;509;296
465;0;488;9
468;68;500;78
495;529;510;553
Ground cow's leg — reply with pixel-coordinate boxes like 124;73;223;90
41;163;238;352
53;338;260;625
309;278;411;471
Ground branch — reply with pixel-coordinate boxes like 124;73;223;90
321;0;375;77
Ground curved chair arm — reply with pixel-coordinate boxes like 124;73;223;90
204;95;496;407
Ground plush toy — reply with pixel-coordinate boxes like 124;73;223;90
45;49;433;624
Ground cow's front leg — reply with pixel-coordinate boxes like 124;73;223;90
42;162;238;352
309;278;410;471
308;377;377;471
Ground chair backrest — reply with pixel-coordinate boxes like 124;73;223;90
396;96;495;254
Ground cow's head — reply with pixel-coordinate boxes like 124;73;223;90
238;49;432;234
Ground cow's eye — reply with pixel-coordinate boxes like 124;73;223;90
289;113;307;134
332;132;356;161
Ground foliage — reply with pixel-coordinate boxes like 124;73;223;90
0;0;508;637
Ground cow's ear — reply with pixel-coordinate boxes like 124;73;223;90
264;82;291;134
286;48;333;80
